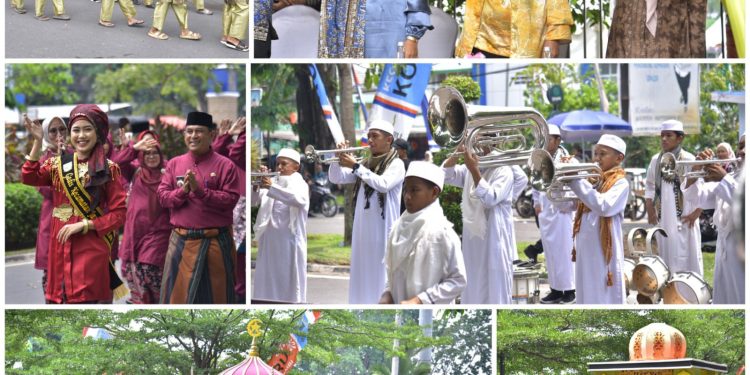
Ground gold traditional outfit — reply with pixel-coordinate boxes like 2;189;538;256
455;0;573;58
223;0;249;40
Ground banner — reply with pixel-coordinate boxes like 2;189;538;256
309;65;345;144
628;64;700;136
370;64;432;140
268;311;322;374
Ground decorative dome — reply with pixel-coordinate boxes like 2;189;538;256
220;356;282;375
220;320;283;375
629;323;687;361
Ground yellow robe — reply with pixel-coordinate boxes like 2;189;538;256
455;0;573;58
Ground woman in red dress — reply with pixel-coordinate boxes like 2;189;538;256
22;104;128;304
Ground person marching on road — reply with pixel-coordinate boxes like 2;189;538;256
328;120;405;304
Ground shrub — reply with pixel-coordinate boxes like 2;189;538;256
5;183;43;250
433;149;464;235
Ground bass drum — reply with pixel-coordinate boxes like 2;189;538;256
623;258;637;293
662;271;712;304
632;255;670;296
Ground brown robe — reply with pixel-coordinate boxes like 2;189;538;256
606;0;706;58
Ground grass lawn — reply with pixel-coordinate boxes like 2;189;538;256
251;236;715;287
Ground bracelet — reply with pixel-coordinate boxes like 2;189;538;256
82;219;89;235
25;154;39;162
406;36;418;42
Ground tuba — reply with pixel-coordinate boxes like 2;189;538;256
428;87;548;168
304;145;370;164
528;149;602;201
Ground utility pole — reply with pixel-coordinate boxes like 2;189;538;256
416;310;433;369
391;313;401;375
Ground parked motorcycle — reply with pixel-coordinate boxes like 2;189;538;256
515;186;535;219
309;176;339;217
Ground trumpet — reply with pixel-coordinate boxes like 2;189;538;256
529;149;602;198
428;87;548;168
250;171;279;186
660;152;742;179
304;145;370;164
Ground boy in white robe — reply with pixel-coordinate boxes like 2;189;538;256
558;134;629;304
443;145;515;304
682;135;745;304
329;120;405;304
251;148;310;303
534;125;576;304
645;120;703;275
380;161;466;304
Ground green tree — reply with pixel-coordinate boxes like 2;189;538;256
433;310;492;375
5;64;80;108
497;310;745;375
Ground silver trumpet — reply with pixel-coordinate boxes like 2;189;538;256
304;145;370;164
660;152;741;179
250;171;280;186
428;86;548;168
529;149;602;201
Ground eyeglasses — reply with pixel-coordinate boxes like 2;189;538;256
48;127;67;135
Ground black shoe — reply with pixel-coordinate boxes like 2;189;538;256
560;290;576;304
524;245;539;263
540;289;563;304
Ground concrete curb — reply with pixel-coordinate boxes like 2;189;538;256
250;261;351;275
5;252;36;264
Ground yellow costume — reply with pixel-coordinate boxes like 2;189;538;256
223;0;249;40
35;0;65;17
455;0;573;58
152;0;189;31
100;0;137;23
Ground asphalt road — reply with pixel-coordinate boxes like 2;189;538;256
5;258;130;304
5;0;249;58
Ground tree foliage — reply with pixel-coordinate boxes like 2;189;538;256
497;309;745;375
6;64;80;108
6;309;474;375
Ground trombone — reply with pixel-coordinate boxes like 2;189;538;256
660;152;742;179
528;149;602;201
304;145;370;164
428;86;548;168
250;172;279;186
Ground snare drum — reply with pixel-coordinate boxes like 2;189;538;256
626;228;648;258
662;271;712;304
646;227;668;257
512;268;541;304
632;255;670;296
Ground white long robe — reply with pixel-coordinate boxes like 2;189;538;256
329;158;405;304
683;173;744;304
251;173;309;303
444;164;515;304
533;193;576;292
510;165;528;262
383;200;467;304
646;153;703;275
564;177;629;304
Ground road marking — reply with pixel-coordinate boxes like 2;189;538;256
308;274;349;280
5;260;36;267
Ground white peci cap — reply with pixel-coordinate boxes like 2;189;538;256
367;119;395;136
597;134;627;155
405;161;444;191
661;119;684;133
277;148;301;164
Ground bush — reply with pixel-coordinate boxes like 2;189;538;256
433;149;464;235
5;183;43;250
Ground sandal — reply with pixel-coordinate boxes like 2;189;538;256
127;18;144;26
53;13;70;20
196;8;212;15
179;30;201;40
12;6;27;14
224;40;248;52
99;20;115;27
148;29;169;40
36;15;50;21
